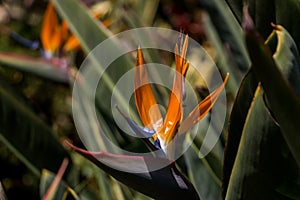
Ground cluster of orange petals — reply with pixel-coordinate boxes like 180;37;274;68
41;2;110;57
134;35;229;148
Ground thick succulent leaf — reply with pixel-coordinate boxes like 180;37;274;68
40;168;79;200
199;0;250;73
0;76;71;176
68;143;200;200
0;52;70;83
0;182;7;200
222;70;258;197
244;16;300;167
225;86;297;199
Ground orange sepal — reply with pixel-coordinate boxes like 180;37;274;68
134;48;162;131
41;2;63;52
61;21;70;41
63;34;80;52
178;73;229;135
158;35;189;143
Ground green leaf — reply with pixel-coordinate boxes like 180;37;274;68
0;52;70;83
199;0;250;73
225;86;295;199
225;0;243;23
267;25;300;96
135;0;159;26
275;0;300;52
202;12;244;96
190;122;224;186
224;15;300;199
224;22;300;198
69;143;200;200
54;0;133;116
244;15;300;167
0;76;71;176
226;0;300;50
222;70;258;197
185;145;222;200
248;0;275;38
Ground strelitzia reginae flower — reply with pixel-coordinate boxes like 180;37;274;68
67;34;228;199
41;2;110;59
119;34;229;156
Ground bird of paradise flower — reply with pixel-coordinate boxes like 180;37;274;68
41;2;110;59
68;34;228;200
116;34;229;157
0;1;109;83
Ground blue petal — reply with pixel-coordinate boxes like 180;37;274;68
116;105;156;138
10;32;40;50
154;139;162;149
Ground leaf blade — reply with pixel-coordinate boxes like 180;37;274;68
0;76;71;176
0;52;69;83
244;15;300;167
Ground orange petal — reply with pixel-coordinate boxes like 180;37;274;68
61;20;69;41
134;48;163;131
180;35;188;65
178;73;229;135
41;2;58;52
50;25;63;52
63;34;80;52
158;35;189;143
159;75;183;143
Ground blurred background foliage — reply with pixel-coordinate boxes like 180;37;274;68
0;0;299;199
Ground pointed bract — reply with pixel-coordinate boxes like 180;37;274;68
66;141;200;200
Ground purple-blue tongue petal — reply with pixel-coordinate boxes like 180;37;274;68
116;105;156;138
